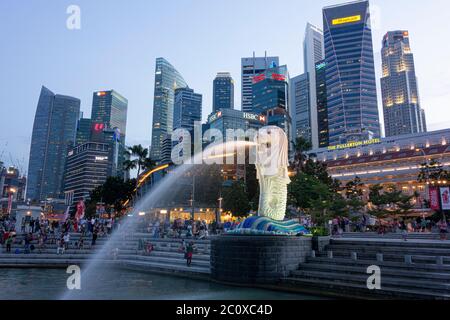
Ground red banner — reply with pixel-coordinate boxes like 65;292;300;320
429;187;440;211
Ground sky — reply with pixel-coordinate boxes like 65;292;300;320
1;0;450;173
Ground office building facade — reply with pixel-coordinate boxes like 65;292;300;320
252;65;291;139
91;90;128;137
323;0;380;146
290;73;311;142
381;30;427;137
64;142;114;208
27;86;80;202
303;23;325;149
207;109;266;137
151;58;188;162
241;54;279;113
173;87;202;132
310;129;450;210
91;90;128;178
316;60;329;148
213;72;234;112
76;117;92;146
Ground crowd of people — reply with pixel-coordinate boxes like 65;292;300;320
0;215;115;254
135;217;243;240
329;214;449;241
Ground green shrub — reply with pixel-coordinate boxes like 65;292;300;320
311;226;329;237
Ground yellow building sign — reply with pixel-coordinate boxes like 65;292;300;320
332;15;361;25
327;138;381;151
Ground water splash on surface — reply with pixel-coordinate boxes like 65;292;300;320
62;140;255;300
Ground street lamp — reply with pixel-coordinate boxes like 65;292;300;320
216;196;223;223
7;187;17;216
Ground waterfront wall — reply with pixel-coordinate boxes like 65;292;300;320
210;235;312;285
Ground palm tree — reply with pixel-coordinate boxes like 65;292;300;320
123;159;137;178
123;144;157;183
142;157;156;172
293;137;312;173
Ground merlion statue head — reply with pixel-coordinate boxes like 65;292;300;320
254;126;290;179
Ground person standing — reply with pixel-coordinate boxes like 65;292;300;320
185;242;194;267
5;235;12;253
92;228;98;246
438;218;448;241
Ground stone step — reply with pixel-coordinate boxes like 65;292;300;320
340;233;441;239
118;259;211;276
316;251;450;265
291;270;450;293
330;238;450;249
132;250;210;261
298;263;450;281
306;257;450;272
119;254;210;268
326;245;450;256
0;258;90;266
282;277;450;300
0;253;94;261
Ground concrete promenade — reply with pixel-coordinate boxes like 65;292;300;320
2;232;450;299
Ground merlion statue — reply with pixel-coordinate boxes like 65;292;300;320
255;126;291;221
227;126;310;236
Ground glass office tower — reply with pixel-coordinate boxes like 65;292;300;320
252;65;291;139
213;72;234;112
323;0;380;145
27;86;80;202
290;73;311;142
315;60;329;148
241;54;279;113
381;30;427;137
173;87;202;132
75;117;92;146
303;23;325;149
91;90;128;178
150;58;187;162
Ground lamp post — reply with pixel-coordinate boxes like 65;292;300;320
217;195;223;224
190;174;195;221
7;187;17;216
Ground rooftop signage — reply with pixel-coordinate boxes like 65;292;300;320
208;110;265;123
252;74;266;84
316;62;326;70
208;111;223;123
332;15;361;25
243;113;266;123
327;138;381;151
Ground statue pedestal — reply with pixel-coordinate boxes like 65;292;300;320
210;235;312;285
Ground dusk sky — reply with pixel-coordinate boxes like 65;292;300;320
1;0;450;172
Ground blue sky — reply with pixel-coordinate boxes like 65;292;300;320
1;0;450;173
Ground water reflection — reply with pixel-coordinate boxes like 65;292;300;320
0;268;325;300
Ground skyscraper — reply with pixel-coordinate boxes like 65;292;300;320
91;90;128;178
64;142;114;208
213;72;234;112
315;60;329;148
252;65;291;139
173;87;202;132
303;23;325;149
150;58;187;162
27;86;80;202
75;117;92;146
323;0;380;145
290;73;311;142
241;54;279;113
91;90;128;137
381;30;427;137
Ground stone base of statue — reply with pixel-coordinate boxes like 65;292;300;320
210;235;312;285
